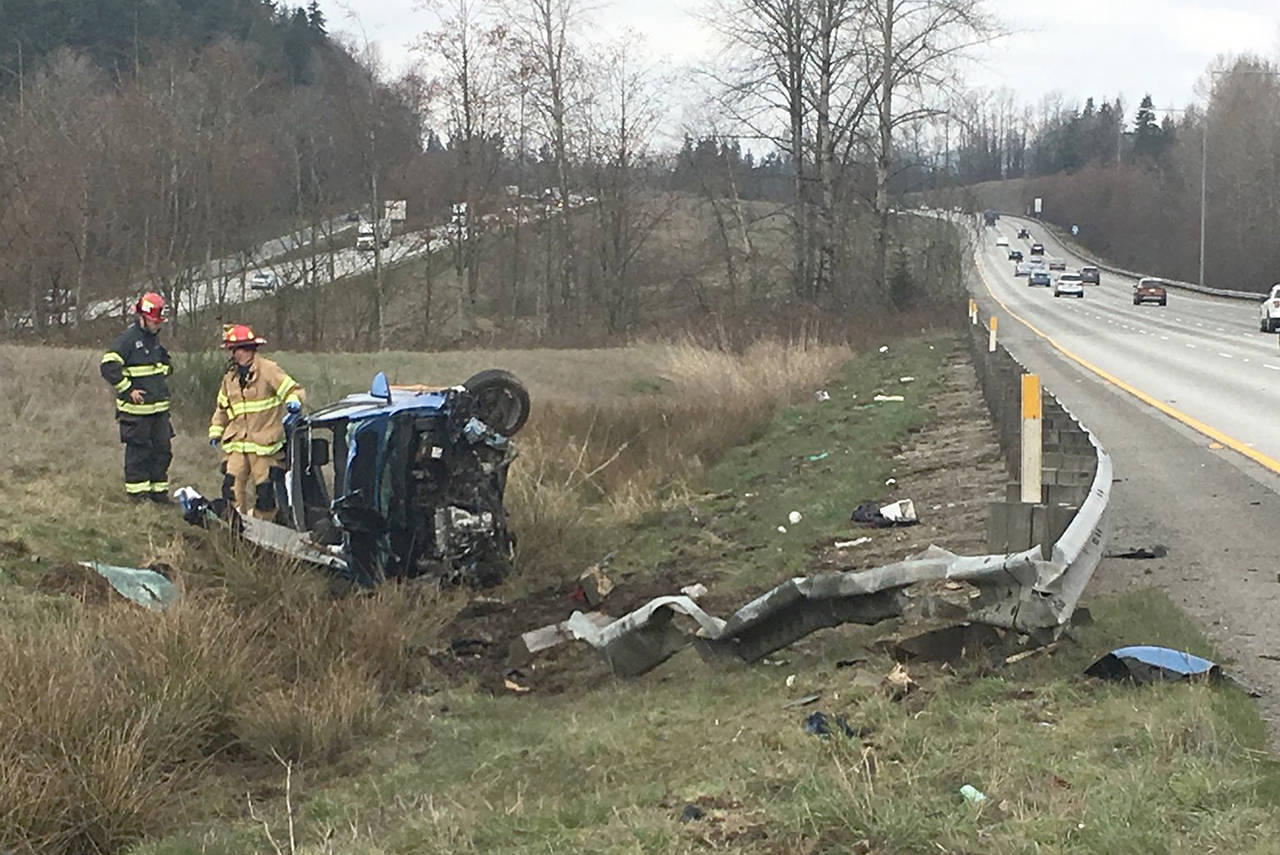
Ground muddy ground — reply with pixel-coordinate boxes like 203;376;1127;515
431;351;1012;696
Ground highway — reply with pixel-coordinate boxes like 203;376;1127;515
975;217;1280;470
967;214;1280;736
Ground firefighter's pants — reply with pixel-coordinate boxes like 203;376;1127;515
119;413;173;497
222;452;284;520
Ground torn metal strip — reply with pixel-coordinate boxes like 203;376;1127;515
236;514;349;572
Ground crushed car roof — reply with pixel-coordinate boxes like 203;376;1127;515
306;389;451;424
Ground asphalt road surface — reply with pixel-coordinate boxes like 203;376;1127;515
971;215;1280;739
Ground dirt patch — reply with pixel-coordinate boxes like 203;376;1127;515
431;349;1009;696
34;563;116;606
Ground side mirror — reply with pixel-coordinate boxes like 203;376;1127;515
370;371;391;402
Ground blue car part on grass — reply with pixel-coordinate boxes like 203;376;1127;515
1085;645;1220;684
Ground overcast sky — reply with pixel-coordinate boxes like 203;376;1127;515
319;0;1280;126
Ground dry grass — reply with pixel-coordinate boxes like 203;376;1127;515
0;334;851;853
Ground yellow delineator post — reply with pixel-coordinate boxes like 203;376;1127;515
1020;373;1043;504
969;298;977;324
988;315;997;352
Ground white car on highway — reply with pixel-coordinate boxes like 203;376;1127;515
995;235;1009;247
1260;283;1280;332
1053;273;1085;298
1015;260;1039;277
1047;257;1067;271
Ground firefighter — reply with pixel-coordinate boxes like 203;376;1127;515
207;324;304;519
100;292;174;503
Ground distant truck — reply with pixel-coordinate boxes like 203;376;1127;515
356;220;391;251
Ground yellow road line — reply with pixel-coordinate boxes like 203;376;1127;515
975;254;1280;476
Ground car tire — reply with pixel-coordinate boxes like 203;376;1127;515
1077;293;1084;299
462;369;531;436
1159;299;1167;306
1268;318;1277;333
1133;299;1140;305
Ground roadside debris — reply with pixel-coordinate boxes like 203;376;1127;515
1105;545;1168;560
872;394;905;403
788;511;803;525
883;663;917;700
815;390;831;403
889;623;1002;664
782;693;823;709
803;711;856;738
878;345;889;353
834;537;872;550
1004;641;1060;665
679;804;704;823
576;559;615;607
959;784;986;805
507;611;613;667
503;676;532;694
899;376;916;384
680;583;708;600
805;451;830;462
851;499;919;527
1085;645;1220;684
81;561;176;611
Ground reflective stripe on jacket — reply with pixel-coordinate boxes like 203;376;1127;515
208;356;304;455
100;322;172;417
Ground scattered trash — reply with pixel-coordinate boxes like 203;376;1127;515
878;345;889;353
835;657;866;668
1085;646;1220;684
1004;641;1060;665
883;663;917;699
815;390;832;403
679;804;704;823
80;561;177;611
785;674;796;688
788;511;803;525
873;394;904;403
680;583;708;600
508;611;612;666
803;711;856;738
503;676;532;694
782;692;823;709
959;784;986;805
879;499;918;525
777;525;788;534
899;376;916;384
884;477;897;487
805;451;830;462
1106;545;1168;560
834;537;872;549
576;561;615;607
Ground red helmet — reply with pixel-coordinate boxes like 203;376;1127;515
135;292;166;323
221;324;266;349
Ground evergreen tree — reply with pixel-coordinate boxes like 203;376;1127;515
1132;94;1170;163
307;0;326;36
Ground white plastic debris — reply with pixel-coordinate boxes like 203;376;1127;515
899;376;915;383
878;345;889;353
777;525;788;534
834;537;872;549
873;394;905;402
815;390;831;402
785;674;797;688
885;478;897;487
788;510;803;525
680;583;709;600
880;499;917;524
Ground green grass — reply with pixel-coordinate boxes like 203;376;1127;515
126;335;1280;854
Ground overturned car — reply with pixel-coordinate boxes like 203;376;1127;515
182;369;530;588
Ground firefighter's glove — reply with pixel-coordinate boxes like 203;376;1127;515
282;401;302;431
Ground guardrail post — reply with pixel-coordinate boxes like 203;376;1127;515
969;298;977;325
988;316;997;352
1020;373;1043;504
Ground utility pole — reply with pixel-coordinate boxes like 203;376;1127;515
369;129;384;350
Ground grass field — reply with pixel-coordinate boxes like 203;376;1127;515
3;330;1279;853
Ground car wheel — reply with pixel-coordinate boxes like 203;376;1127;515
462;369;531;436
1133;299;1140;305
1268;318;1276;333
1077;293;1084;299
1159;299;1167;306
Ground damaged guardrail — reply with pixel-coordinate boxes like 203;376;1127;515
535;311;1114;677
1000;213;1258;301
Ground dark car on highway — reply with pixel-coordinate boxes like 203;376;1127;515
1029;243;1045;255
1008;249;1023;261
1017;227;1030;239
1030;270;1052;287
1133;277;1167;306
1080;265;1100;285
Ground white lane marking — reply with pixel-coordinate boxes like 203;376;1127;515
1218;353;1233;359
1266;364;1280;371
1161;335;1169;340
1217;327;1226;332
1244;359;1252;364
1186;343;1197;349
